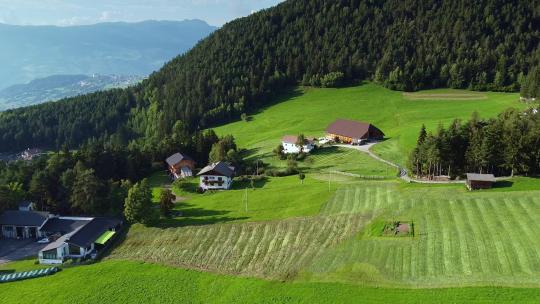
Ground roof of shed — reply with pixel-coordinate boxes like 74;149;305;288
466;173;496;182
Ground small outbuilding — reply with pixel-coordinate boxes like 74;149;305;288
0;209;50;239
281;135;315;154
325;119;384;144
466;173;496;190
166;152;196;180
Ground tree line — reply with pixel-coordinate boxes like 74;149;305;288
408;108;540;179
0;0;538;154
0;130;247;224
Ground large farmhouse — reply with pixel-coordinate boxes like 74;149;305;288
197;161;235;191
166;152;196;179
326;119;384;144
281;135;315;154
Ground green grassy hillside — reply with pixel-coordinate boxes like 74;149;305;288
214;83;523;166
3;260;540;304
4;84;539;303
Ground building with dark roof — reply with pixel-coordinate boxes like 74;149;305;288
17;201;34;211
197;161;235;190
40;217;92;235
466;173;496;190
0;210;50;239
38;217;122;265
326;119;384;144
166;152;196;179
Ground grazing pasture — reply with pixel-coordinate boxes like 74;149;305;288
214;83;523;166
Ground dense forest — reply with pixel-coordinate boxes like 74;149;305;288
0;0;539;153
408;108;540;179
0;130;247;217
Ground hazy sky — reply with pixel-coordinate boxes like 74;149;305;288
0;0;284;27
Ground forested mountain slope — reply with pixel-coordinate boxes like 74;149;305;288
0;0;538;152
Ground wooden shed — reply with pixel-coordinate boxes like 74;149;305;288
466;173;496;190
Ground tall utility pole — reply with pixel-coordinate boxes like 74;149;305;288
328;171;331;192
244;187;248;212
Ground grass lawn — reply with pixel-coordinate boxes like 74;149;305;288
158;175;335;226
3;260;540;304
213;83;523;167
0;257;48;274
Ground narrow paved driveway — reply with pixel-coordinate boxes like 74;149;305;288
0;239;46;265
335;143;465;184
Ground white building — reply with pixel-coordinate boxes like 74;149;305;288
281;135;314;154
197;161;235;191
38;217;122;264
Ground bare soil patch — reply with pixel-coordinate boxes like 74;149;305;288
382;221;414;237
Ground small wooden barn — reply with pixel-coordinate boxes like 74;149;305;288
166;153;196;180
466;173;496;190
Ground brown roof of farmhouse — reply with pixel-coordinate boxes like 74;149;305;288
326;119;384;139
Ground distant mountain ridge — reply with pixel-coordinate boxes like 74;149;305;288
0;20;216;89
0;74;144;110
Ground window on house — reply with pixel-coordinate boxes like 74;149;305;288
42;249;57;260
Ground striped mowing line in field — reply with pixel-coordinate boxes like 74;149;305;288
111;215;366;278
475;198;515;275
487;198;528;275
512;198;540;270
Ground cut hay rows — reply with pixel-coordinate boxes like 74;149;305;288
305;191;540;287
110;214;369;279
320;183;398;217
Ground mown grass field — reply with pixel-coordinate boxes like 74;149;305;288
214;83;523;166
3;260;540;304
107;182;540;288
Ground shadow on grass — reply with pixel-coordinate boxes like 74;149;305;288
232;178;269;190
156;202;249;228
493;181;514;189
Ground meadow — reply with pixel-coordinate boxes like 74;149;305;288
214;83;524;166
3;84;539;303
3;260;540;304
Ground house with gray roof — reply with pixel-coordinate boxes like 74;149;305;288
38;217;122;264
197;161;235;191
166;152;196;179
0;209;51;239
